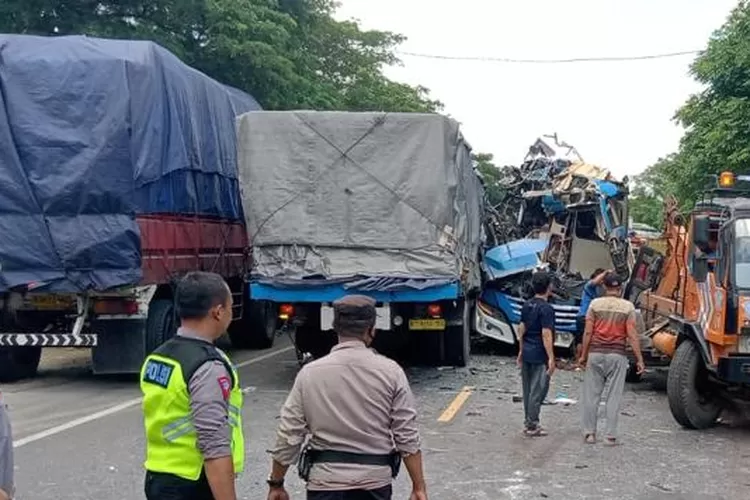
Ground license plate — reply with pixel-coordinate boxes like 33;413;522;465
409;318;446;331
27;294;75;310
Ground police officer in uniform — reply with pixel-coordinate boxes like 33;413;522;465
266;295;428;500
140;271;244;500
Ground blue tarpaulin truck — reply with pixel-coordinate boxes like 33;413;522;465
0;34;261;381
235;111;485;367
475;162;633;352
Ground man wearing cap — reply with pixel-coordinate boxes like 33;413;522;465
266;295;427;500
579;272;645;445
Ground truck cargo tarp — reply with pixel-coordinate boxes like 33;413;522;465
237;111;485;292
0;35;261;292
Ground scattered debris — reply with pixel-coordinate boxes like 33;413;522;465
621;410;636;417
512;395;523;403
574;464;588;470
647;481;674;493
552;397;577;406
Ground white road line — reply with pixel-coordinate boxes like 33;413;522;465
12;344;295;449
12;397;143;448
235;345;294;368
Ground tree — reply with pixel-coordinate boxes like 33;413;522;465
472;152;505;208
0;0;441;112
628;155;680;229
662;1;750;205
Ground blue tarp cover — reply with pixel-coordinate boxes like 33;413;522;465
0;34;261;292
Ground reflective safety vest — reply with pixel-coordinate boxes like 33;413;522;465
140;336;245;481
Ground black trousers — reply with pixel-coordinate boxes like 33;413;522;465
575;316;586;344
144;471;214;500
307;485;392;500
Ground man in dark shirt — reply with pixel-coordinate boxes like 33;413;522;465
516;271;556;436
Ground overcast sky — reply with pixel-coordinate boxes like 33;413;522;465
335;0;739;179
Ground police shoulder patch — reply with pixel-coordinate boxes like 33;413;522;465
143;359;174;388
217;375;231;400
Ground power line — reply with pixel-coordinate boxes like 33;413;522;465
396;49;702;64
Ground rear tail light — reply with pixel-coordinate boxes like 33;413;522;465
93;299;139;315
279;304;294;320
427;304;442;318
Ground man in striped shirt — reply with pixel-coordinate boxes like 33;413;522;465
579;272;645;445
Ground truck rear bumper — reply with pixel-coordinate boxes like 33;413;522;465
0;333;97;347
250;281;460;303
717;356;750;385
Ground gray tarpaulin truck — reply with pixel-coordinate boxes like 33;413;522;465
236;111;485;366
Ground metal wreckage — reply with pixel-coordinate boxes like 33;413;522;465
475;136;634;352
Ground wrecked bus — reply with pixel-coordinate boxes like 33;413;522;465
474;163;633;352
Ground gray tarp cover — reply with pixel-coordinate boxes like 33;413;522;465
236;111;485;289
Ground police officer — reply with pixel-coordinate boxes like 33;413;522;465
266;295;428;500
140;271;244;500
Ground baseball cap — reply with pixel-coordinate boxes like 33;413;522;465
603;272;623;288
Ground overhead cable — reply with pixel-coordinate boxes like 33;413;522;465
396;49;702;64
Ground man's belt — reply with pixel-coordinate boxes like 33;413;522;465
308;450;394;466
298;448;401;481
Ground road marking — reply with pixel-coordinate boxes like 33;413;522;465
235;345;294;368
437;385;474;423
12;344;295;449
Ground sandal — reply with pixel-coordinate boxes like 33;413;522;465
525;427;548;437
603;436;618;446
584;433;596;444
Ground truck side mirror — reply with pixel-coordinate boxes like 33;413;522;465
692;255;709;283
693;215;711;250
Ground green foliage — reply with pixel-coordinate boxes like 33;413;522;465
472;152;505;208
0;0;441;112
651;1;750;207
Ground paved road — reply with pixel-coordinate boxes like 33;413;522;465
5;339;750;499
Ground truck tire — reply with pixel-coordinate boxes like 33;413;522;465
667;341;721;429
444;299;472;367
229;301;276;350
0;346;42;382
145;299;178;353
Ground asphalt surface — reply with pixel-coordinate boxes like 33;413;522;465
5;337;750;500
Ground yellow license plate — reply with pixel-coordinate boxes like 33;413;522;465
27;295;76;310
408;318;446;331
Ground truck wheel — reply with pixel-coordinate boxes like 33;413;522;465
667;341;721;429
229;301;276;349
145;299;178;353
0;346;42;382
444;299;472;367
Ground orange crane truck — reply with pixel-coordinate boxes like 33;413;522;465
632;172;750;429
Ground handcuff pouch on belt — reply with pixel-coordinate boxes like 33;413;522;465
297;446;401;482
